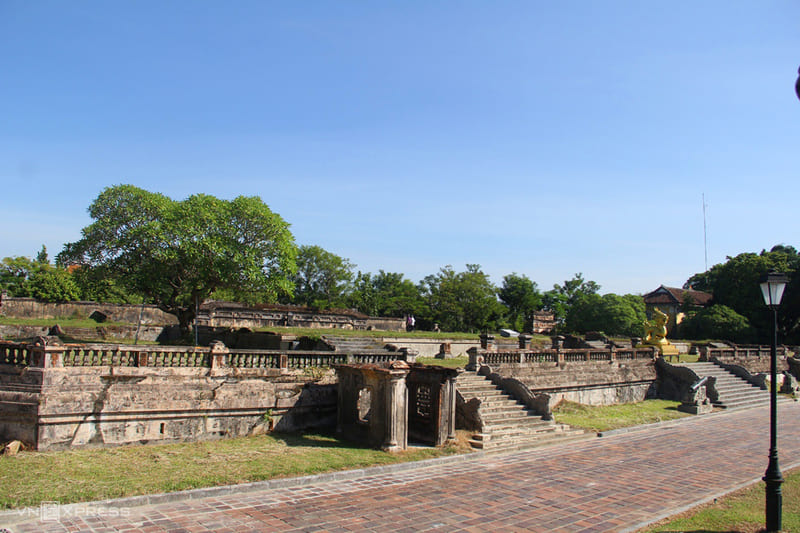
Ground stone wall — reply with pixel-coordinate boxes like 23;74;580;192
196;302;405;332
0;297;407;333
0;297;176;325
0;341;414;451
380;338;479;358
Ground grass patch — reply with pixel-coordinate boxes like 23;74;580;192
553;400;691;433
643;467;800;532
0;431;470;510
0;317;128;329
416;356;469;369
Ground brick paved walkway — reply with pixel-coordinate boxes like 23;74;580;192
4;402;800;532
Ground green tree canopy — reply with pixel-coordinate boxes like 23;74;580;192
685;245;799;343
542;273;601;330
59;185;298;334
22;267;81;302
349;270;424;318
287;245;354;308
0;254;81;302
0;256;40;296
565;293;646;337
499;273;542;332
419;264;504;333
679;304;754;343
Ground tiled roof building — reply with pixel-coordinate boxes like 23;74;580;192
642;285;713;333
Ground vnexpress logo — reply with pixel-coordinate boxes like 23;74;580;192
40;501;61;522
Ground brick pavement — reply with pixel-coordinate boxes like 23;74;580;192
4;402;800;532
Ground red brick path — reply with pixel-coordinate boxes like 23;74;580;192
5;403;800;532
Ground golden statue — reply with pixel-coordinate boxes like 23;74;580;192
642;308;679;357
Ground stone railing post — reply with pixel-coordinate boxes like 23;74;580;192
209;341;229;369
519;334;532;351
436;342;451;360
137;350;149;367
480;334;495;351
31;343;64;368
466;347;482;371
279;353;289;370
400;348;418;364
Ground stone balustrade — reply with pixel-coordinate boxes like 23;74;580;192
698;344;791;374
469;346;656;370
0;340;414;371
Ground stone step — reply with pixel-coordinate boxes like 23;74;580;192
470;428;591;452
459;390;510;399
456;383;503;392
480;405;531;416
483;416;556;429
485;422;562;436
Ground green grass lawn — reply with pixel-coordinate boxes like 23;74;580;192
416;356;469;368
553;399;692;433
643;467;800;532
0;432;469;510
0;316;128;329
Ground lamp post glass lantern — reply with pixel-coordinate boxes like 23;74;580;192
760;270;788;532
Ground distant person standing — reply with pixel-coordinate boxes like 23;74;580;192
409;315;415;331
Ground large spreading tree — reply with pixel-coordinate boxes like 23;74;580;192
58;185;298;334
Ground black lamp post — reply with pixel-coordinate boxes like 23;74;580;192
760;270;789;532
795;65;800;101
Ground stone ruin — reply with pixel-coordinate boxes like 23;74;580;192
335;362;460;451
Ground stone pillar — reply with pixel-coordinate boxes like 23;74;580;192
466;347;482;371
400;348;418;364
383;367;410;452
551;335;564;349
446;373;458;442
436;342;452;360
480;334;495;351
209;341;229;369
31;341;64;368
519;334;532;350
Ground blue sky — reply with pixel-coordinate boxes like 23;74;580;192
1;1;799;295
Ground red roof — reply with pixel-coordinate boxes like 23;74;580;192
643;286;713;306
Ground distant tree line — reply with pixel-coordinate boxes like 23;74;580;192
1;186;797;343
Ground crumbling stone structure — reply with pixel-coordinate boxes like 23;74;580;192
0;339;414;451
335;362;459;451
468;338;658;408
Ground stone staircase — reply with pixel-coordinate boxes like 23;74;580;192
457;371;589;452
677;361;789;410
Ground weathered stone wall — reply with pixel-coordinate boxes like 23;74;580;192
0;364;336;450
0;297;407;332
0;297;176;325
0;341;413;451
471;347;657;408
380;338;479;358
0;324;180;343
492;359;656;407
365;317;406;332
